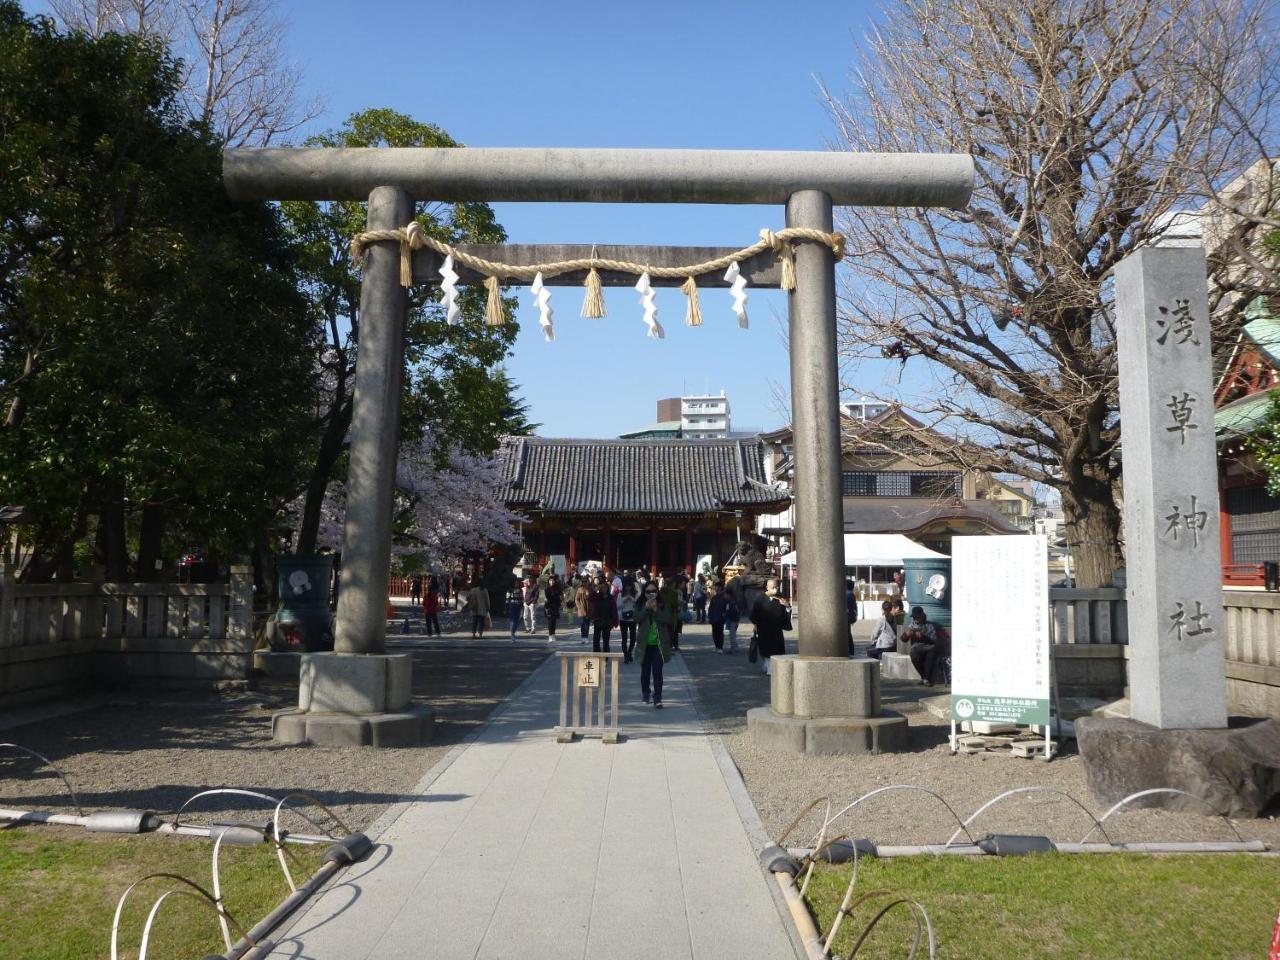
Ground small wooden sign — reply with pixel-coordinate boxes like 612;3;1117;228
575;657;601;688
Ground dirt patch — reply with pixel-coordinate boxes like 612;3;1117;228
676;623;1280;850
0;641;549;832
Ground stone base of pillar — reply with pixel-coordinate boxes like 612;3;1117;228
878;652;917;682
747;655;908;755
1076;716;1280;818
270;652;434;747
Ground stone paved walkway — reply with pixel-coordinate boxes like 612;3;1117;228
267;648;799;960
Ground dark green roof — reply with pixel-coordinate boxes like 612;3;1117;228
1216;390;1273;440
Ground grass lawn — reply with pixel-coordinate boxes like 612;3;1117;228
804;853;1279;960
0;825;326;960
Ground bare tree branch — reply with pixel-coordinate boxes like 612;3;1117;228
50;0;322;145
824;0;1276;585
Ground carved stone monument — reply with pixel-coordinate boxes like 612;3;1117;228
1077;245;1280;815
1115;245;1227;730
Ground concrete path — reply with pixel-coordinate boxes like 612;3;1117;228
268;649;799;960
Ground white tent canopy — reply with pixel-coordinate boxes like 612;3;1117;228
778;534;946;568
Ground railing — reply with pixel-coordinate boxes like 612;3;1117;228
1047;587;1127;644
0;565;251;648
1223;563;1266;588
1221;591;1280;672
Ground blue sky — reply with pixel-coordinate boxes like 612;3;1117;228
35;0;905;437
276;0;906;438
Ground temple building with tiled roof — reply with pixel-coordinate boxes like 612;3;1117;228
496;436;789;574
1214;296;1280;587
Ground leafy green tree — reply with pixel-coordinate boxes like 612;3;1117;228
1246;391;1280;496
0;3;314;580
282;108;533;555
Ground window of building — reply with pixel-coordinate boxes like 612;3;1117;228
841;471;962;498
1227;485;1280;565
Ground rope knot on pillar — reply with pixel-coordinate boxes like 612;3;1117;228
760;228;797;292
400;220;426;287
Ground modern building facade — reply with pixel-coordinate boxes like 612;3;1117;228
619;393;733;440
680;392;731;439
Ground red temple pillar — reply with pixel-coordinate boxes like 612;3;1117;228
715;521;724;571
603;521;613;575
538;516;546;561
650;521;658;575
569;532;577;570
684;527;694;575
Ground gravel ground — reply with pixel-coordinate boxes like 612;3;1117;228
675;621;1280;850
0;632;550;833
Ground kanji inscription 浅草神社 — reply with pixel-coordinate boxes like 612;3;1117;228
1114;246;1227;729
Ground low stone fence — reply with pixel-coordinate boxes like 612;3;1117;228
0;565;253;707
1048;587;1280;718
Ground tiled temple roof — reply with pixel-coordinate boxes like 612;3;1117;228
497;437;790;515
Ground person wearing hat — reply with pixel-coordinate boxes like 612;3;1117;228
901;605;940;685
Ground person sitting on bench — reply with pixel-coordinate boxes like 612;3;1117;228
902;606;940;686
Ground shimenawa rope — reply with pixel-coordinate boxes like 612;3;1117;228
348;222;846;326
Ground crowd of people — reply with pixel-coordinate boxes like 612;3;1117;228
405;566;945;690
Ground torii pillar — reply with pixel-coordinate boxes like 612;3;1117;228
223;147;973;749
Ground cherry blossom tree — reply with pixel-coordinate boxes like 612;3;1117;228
286;437;523;571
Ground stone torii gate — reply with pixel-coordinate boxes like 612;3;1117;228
225;147;973;746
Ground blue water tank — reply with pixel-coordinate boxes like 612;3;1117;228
903;556;952;628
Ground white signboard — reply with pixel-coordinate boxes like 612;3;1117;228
950;535;1050;741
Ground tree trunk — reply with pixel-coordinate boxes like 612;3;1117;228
135;502;165;580
1061;465;1124;588
98;494;129;582
296;391;352;554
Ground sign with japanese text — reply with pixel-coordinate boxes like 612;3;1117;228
950;535;1050;727
575;656;601;688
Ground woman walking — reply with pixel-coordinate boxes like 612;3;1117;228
636;582;672;708
505;584;522;639
589;576;618;652
617;579;639;662
544;572;564;643
707;582;727;652
574;576;592;643
464;580;490;638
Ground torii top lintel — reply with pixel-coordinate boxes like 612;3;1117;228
222;147;973;208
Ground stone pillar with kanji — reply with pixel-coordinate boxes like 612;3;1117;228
1114;245;1227;729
